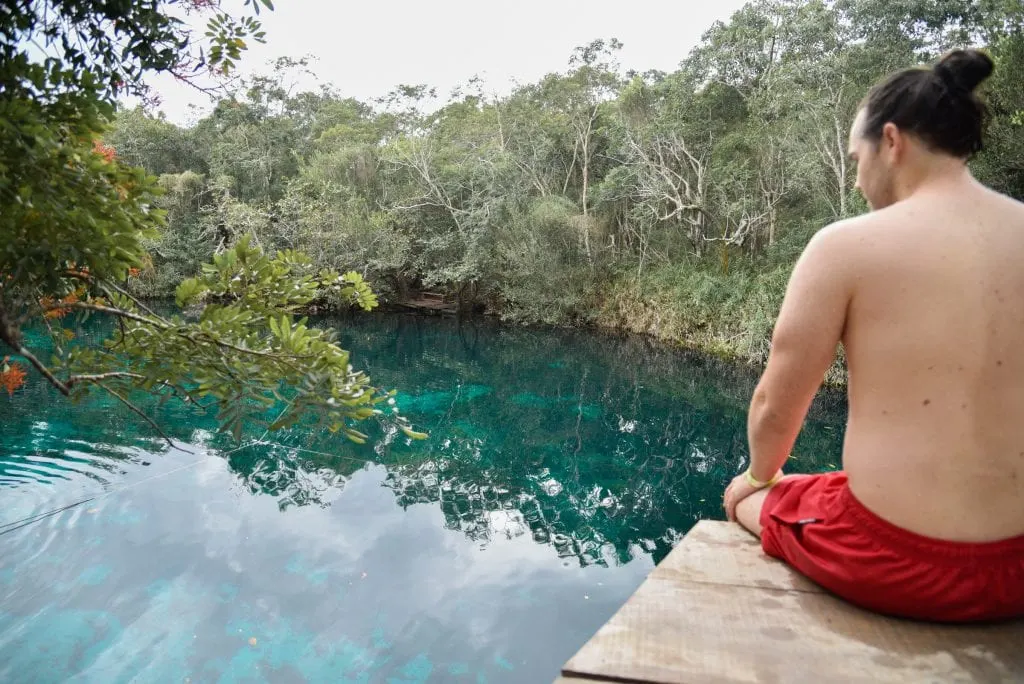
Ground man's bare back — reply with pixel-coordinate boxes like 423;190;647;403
722;48;1024;622
838;178;1024;542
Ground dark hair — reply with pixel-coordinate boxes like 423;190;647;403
859;49;995;158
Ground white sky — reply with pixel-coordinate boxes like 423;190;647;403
142;0;750;125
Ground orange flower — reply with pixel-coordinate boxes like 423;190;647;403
92;139;116;163
1;357;27;396
128;267;141;278
41;291;80;319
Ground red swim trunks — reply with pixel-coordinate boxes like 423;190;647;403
759;471;1024;622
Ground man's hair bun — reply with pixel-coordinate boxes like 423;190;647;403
934;49;995;93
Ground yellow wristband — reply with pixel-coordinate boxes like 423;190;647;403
744;468;782;489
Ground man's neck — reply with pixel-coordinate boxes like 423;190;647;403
892;155;973;204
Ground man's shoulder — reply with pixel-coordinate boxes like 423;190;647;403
806;209;909;256
818;210;896;239
796;214;902;285
802;215;874;259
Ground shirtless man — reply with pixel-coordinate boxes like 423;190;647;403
721;48;1024;623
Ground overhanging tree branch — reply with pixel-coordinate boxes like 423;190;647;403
95;380;178;450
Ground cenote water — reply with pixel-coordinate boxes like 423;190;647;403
0;313;846;683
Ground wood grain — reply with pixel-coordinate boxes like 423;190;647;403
564;577;1024;683
559;521;1024;684
650;521;823;594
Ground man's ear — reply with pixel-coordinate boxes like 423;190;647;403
881;122;903;161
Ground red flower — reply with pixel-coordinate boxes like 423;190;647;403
1;357;27;396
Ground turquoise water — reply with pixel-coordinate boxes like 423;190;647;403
0;313;846;682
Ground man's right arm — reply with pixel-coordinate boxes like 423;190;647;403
747;224;854;481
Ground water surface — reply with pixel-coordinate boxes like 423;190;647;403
0;313;846;682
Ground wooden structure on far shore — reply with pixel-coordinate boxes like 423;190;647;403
556;520;1024;683
396;292;458;315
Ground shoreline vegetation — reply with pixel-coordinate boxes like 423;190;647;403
111;1;1022;388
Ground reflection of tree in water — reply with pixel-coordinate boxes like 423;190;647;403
226;445;347;510
382;456;688;567
377;404;757;567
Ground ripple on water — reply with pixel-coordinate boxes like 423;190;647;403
0;437;168;540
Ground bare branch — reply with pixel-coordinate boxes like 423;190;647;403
66;372;145;387
99;279;170;325
95;380;182;451
16;344;71;396
393;201;442;211
60;301;161;327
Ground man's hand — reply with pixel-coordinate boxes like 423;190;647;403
723;473;767;522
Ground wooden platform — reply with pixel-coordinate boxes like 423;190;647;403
396;292;458;315
558;521;1024;683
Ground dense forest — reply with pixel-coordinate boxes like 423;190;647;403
109;0;1024;365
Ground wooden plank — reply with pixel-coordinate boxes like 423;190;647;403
563;576;1024;684
651;520;823;594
